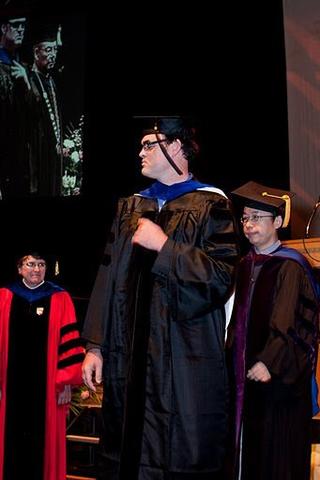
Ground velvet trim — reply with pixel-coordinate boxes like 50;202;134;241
8;280;63;302
137;178;212;202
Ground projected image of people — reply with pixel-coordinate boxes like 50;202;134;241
0;12;85;199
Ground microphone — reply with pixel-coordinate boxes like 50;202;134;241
305;196;320;238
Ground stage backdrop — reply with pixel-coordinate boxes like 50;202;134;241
282;0;320;238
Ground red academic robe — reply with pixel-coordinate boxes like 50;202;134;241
0;287;84;480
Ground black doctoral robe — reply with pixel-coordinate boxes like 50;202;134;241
0;53;29;198
26;70;63;196
229;246;319;480
82;190;239;479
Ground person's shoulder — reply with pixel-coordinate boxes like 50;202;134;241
119;193;153;211
192;187;231;208
196;186;227;198
115;193;139;207
0;62;10;74
48;283;76;304
45;280;65;294
276;246;312;269
268;250;316;285
0;49;10;65
0;286;12;295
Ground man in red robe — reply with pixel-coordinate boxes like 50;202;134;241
0;251;84;480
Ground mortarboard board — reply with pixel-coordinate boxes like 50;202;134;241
0;7;27;25
26;14;61;47
31;23;58;46
139;116;194;138
231;180;294;228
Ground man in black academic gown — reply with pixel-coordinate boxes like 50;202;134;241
26;21;63;196
81;117;240;479
228;181;320;480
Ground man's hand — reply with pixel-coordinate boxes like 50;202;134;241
247;361;271;383
82;348;103;392
11;60;31;90
57;384;72;405
132;218;168;252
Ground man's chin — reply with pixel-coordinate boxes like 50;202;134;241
141;168;156;180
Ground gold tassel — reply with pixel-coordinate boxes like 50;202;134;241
262;192;291;228
55;260;60;276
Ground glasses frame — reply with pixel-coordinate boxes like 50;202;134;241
22;261;47;269
141;139;167;151
8;22;26;30
240;214;274;225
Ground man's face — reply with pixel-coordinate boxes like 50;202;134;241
34;41;58;72
139;134;175;182
241;206;280;250
18;255;46;287
1;18;26;47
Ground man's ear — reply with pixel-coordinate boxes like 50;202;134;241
171;138;182;154
274;215;283;229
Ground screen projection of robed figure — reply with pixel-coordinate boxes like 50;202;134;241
0;9;86;199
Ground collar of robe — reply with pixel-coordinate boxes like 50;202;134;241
8;279;63;302
138;177;212;203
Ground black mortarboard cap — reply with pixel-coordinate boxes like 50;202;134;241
231;180;294;228
29;18;59;46
0;7;27;25
139;115;195;140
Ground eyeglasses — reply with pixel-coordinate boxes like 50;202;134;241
141;139;167;151
23;261;46;269
38;45;58;54
8;22;26;30
240;214;274;225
